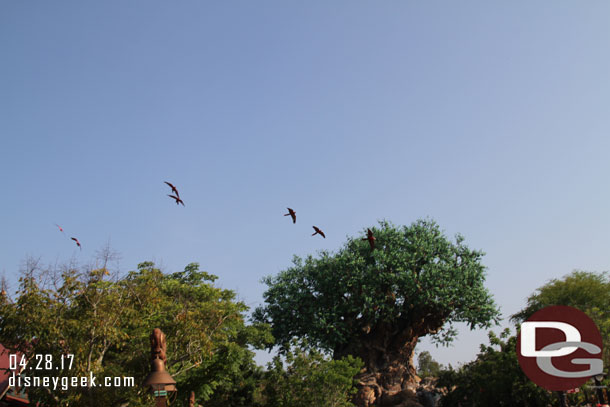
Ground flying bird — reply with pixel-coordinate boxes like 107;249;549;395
284;208;296;223
168;194;185;206
71;237;81;250
362;228;376;250
164;181;180;198
312;226;325;238
55;224;65;233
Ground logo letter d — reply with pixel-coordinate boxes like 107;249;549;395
521;322;581;357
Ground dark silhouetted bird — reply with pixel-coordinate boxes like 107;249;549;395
312;226;325;238
168;194;185;206
284;208;296;223
164;181;180;198
362;228;376;249
71;237;81;250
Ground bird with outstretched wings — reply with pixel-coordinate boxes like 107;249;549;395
312;226;325;238
168;194;185;206
71;237;81;250
164;181;180;198
284;208;296;223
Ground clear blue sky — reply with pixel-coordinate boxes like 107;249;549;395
2;1;609;368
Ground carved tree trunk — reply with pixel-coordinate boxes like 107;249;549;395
336;314;445;407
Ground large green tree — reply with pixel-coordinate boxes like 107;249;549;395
254;219;500;407
510;270;610;369
437;271;610;407
0;256;271;407
416;351;443;379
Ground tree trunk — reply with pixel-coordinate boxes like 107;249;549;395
334;326;419;406
354;341;421;406
336;315;445;407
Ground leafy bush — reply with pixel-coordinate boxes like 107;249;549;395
257;340;363;407
437;329;554;407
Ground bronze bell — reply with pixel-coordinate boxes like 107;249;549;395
143;358;177;393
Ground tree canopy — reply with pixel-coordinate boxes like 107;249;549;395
0;256;271;407
254;219;500;407
510;270;610;368
416;351;443;379
438;270;610;407
258;340;363;407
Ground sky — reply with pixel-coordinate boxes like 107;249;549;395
1;1;609;369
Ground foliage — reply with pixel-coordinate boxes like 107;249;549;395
257;340;363;407
437;329;554;407
416;351;443;378
510;270;610;369
176;328;270;407
254;219;500;356
0;256;272;407
437;271;610;407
